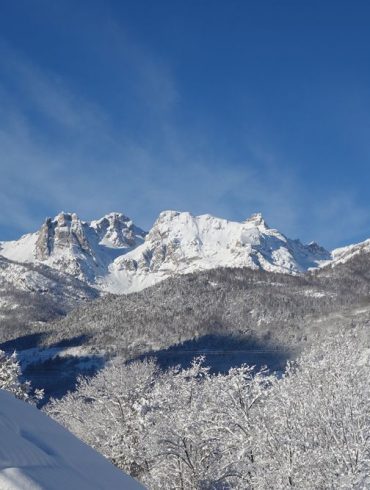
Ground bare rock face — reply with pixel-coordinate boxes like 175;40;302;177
33;213;94;280
36;213;92;261
35;218;54;260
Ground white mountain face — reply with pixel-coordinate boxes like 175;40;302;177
0;212;146;284
325;239;370;267
105;211;331;293
0;255;97;299
0;209;331;294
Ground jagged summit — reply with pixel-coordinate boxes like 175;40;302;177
52;211;78;220
0;209;332;293
244;212;269;228
155;210;181;222
106;210;331;293
0;211;146;283
36;212;90;261
306;241;329;255
91;212;146;248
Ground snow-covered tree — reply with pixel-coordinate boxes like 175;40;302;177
144;359;270;489
47;356;269;489
46;358;158;478
143;358;222;489
46;332;370;489
0;349;43;403
253;334;370;489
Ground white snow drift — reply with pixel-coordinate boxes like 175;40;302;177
0;389;144;489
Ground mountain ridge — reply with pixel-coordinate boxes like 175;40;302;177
0;209;366;294
0;212;146;285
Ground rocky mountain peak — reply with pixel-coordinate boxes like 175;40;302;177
306;241;331;259
1;211;146;284
154;210;181;225
244;212;269;228
91;212;146;248
0;209;336;294
107;210;333;293
35;212;90;261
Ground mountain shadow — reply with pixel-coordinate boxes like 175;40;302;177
24;353;105;407
1;333;105;406
0;332;48;351
135;333;292;373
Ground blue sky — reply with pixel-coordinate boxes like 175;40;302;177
1;0;370;248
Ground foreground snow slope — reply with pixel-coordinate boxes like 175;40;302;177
0;389;144;490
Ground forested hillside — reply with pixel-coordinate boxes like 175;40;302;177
38;249;370;358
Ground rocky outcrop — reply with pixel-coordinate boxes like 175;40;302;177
35;217;54;260
1;212;146;284
91;212;146;248
35;213;92;261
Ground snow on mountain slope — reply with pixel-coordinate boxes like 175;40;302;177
0;212;146;284
0;389;144;489
105;211;331;293
0;255;99;337
325;239;370;267
0;210;331;294
0;256;97;300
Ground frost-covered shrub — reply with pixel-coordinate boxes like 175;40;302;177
0;349;43;403
47;333;370;489
46;358;158;478
253;335;370;489
46;357;270;489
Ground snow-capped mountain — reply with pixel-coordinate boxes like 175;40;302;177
0;389;144;489
0;212;146;284
326;239;370;267
0;210;332;293
105;211;331;293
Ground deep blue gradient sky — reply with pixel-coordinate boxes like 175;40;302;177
1;0;370;248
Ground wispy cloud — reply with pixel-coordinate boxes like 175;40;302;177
0;27;369;250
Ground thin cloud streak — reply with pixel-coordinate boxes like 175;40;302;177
0;38;369;249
